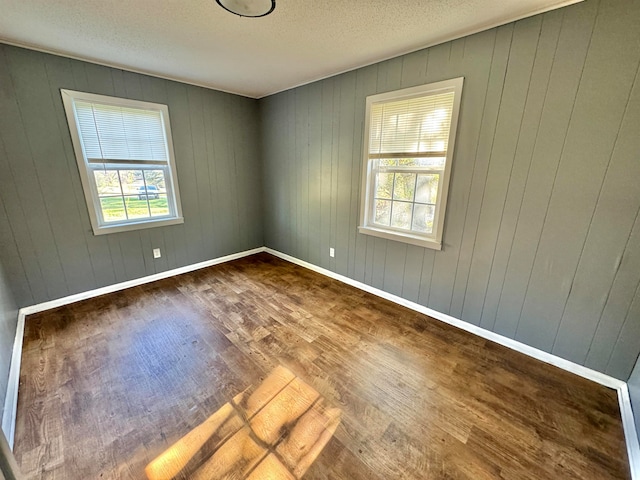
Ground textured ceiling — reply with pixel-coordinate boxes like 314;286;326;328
0;0;582;98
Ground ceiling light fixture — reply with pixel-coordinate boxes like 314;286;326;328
215;0;276;18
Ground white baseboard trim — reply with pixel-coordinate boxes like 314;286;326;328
20;247;266;316
1;246;266;450
264;247;640;479
265;248;622;388
1;312;25;450
618;384;640;478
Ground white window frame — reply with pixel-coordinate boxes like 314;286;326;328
358;77;464;250
61;89;184;235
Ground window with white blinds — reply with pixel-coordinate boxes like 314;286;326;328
359;78;463;250
61;90;183;235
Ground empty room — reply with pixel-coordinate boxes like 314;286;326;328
1;0;640;478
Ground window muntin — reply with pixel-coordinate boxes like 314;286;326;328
359;78;463;250
61;90;183;235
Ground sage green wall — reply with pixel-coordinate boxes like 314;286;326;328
259;0;640;381
0;261;18;423
0;44;264;309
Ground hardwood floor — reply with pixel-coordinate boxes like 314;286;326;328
14;253;630;479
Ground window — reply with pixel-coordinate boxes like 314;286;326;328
359;78;463;250
61;90;183;235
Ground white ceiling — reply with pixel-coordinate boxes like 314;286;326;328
0;0;582;99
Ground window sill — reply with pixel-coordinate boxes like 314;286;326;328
92;216;184;236
358;226;442;250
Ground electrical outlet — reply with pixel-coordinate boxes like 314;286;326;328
329;247;335;258
153;248;161;259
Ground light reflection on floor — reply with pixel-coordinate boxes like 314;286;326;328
145;366;342;479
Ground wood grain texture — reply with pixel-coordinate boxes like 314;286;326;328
259;0;640;381
144;366;340;480
14;253;630;479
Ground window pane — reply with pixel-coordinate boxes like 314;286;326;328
144;169;167;193
374;199;391;226
94;170;122;196
378;158;398;167
391;201;412;230
100;197;127;222
375;173;394;199
118;170;144;195
415;174;439;205
124;196;151;219
393;173;416;201
412;204;435;234
150;195;170;217
397;157;446;168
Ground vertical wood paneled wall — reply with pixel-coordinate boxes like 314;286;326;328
260;0;640;381
0;44;264;309
0;262;18;420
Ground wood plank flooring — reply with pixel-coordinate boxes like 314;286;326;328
13;253;630;479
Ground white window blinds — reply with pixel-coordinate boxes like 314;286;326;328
74;101;169;163
368;91;455;158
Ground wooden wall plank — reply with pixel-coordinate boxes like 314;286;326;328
319;79;334;271
167;80;204;265
383;244;407;297
287;91;298;259
352;65;378;283
459;17;541;325
295;87;310;262
0;197;32;305
307;82;323;267
607;287;640;379
1;47;70;302
213;91;240;255
335;72;356;277
187;86;215;260
419;30;493;309
447;25;513;318
480;10;564;331
588;214;640;378
329;78;342;272
0;99;45;302
260;95;281;251
494;1;597;339
235;96;263;250
201;90;220;258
